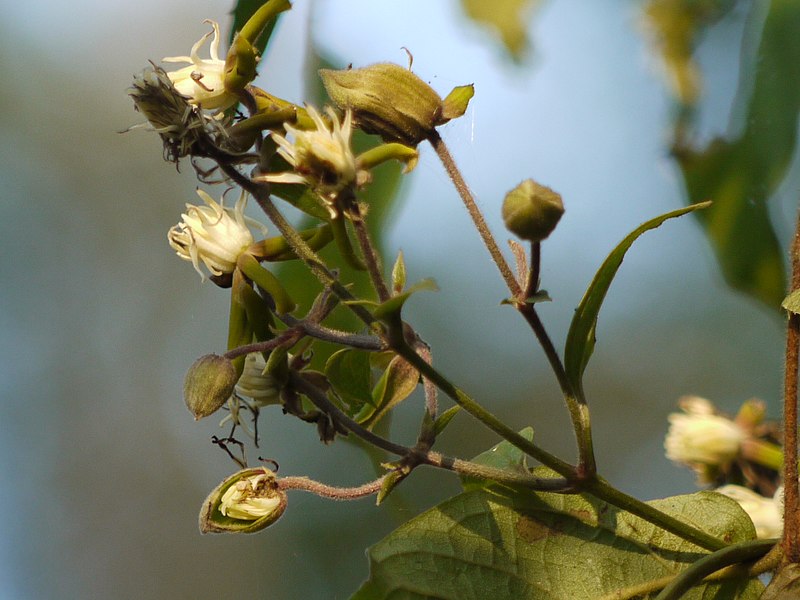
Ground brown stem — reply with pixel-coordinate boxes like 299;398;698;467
350;202;391;302
427;131;521;296
783;209;800;563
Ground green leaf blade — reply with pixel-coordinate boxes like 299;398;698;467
564;202;710;396
353;486;763;599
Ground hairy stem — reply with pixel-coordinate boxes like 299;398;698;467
427;131;520;296
783;207;800;563
350;202;391;302
278;475;386;500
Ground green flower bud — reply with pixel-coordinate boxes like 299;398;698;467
183;353;238;420
502;179;565;242
319;63;473;145
199;468;287;534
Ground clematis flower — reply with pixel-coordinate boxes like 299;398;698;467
219;471;283;520
257;106;358;216
162;20;237;111
235;352;282;406
716;485;782;539
665;396;746;482
168;190;260;279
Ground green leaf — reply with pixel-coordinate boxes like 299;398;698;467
372;279;438;322
358;356;419;429
460;0;541;60
433;405;461;437
325;349;375;411
353;486;762;599
461;427;534;491
564;202;710;397
672;0;800;309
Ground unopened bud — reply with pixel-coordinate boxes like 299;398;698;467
183;353;238;420
320;63;472;145
502;179;564;242
199;468;287;534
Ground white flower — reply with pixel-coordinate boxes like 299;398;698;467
716;485;782;539
219;471;282;521
257;106;357;214
168;190;258;279
162;20;236;111
665;396;745;471
235;352;282;406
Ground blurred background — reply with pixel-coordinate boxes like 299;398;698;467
1;0;796;597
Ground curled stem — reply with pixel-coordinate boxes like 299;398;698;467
278;475;386;500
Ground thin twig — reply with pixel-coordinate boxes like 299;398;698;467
278;475;386;500
350;202;391;302
427;131;521;296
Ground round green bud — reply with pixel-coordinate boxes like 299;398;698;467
502;180;565;242
183;353;238;420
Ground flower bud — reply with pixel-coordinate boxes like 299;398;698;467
664;395;746;483
320;63;472;145
199;468;287;534
183;354;238;420
502;180;565;242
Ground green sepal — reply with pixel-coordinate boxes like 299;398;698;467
564;201;710;397
441;84;475;121
249;224;333;262
226;108;297;150
372;278;438;322
331;214;366;271
199;467;287;534
237;253;296;314
224;34;259;94
376;468;411;506
356;143;418;173
228;269;254;376
433;405;461;436
239;282;275;343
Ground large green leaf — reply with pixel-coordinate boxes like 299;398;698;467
671;0;800;309
564;202;709;397
352;486;762;599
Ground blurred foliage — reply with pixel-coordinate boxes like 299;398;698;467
460;0;541;60
647;0;800;309
643;0;736;105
